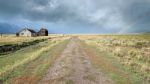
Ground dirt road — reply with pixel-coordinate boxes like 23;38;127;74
39;38;115;84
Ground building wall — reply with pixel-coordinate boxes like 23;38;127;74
19;29;32;37
32;33;37;37
38;29;48;36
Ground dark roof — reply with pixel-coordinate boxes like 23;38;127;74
27;29;36;33
17;28;36;33
38;28;48;33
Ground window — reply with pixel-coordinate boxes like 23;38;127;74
21;33;24;35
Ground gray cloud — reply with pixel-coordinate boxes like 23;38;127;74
0;0;150;33
0;22;20;33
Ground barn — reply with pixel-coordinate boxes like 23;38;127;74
16;28;37;37
38;28;48;36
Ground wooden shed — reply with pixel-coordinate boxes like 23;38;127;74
38;28;48;36
16;28;37;37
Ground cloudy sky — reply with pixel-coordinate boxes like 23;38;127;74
0;0;150;34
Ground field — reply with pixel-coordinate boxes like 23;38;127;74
79;35;150;84
0;34;149;84
0;34;64;45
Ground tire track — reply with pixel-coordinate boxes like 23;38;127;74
39;38;115;84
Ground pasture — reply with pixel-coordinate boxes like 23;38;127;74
79;34;150;84
0;34;149;84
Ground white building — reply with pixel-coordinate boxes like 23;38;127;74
16;28;37;37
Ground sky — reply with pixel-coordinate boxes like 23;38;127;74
0;0;150;34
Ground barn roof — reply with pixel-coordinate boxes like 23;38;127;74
17;28;37;33
27;29;36;33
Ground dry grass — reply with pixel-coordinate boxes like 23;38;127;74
65;79;74;84
0;37;70;84
0;36;46;46
82;44;135;84
79;35;150;84
83;74;96;82
0;34;68;46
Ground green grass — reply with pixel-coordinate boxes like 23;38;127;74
0;39;69;84
81;41;143;84
65;79;74;84
0;41;52;74
80;34;150;83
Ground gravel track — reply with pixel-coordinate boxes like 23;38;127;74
38;38;115;84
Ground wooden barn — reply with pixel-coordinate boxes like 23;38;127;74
38;28;48;36
16;28;37;37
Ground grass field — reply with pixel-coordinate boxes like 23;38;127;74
79;34;150;84
0;34;64;46
0;35;70;83
0;34;149;84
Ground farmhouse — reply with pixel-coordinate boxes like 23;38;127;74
16;28;49;37
16;28;37;37
38;28;48;36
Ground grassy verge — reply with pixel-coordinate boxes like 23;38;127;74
0;40;53;75
0;39;70;84
0;39;47;55
81;41;143;84
0;36;50;46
